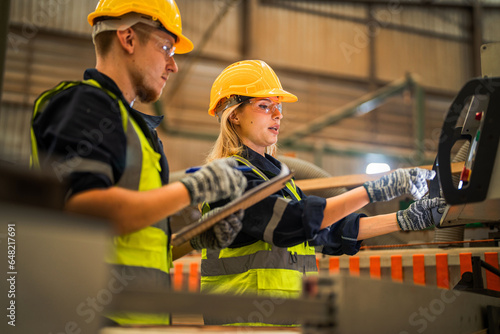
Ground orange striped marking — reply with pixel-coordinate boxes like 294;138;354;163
173;262;184;291
329;257;340;274
436;253;449;289
188;262;199;292
484;252;500;292
391;255;403;282
349;256;360;276
413;254;426;285
369;256;381;279
459;252;472;276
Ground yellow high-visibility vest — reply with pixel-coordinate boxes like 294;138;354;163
201;155;317;326
31;79;170;325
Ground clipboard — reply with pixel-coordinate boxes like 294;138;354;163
171;163;294;247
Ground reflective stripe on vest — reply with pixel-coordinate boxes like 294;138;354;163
232;155;301;200
200;154;317;326
30;79;170;325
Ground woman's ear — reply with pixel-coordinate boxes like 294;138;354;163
229;112;240;125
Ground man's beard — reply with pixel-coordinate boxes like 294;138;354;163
132;71;160;104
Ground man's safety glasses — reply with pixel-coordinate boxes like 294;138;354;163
151;34;176;59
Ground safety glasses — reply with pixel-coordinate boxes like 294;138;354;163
151;34;176;59
243;98;282;115
214;96;283;122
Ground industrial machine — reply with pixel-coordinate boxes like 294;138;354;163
430;42;500;228
431;75;500;227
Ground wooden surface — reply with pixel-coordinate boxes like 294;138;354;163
295;162;465;191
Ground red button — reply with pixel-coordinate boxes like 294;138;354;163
460;167;471;182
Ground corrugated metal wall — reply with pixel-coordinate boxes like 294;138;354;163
374;5;472;90
2;0;499;175
9;0;95;35
251;1;370;78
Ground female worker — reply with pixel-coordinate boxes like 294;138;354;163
199;60;444;326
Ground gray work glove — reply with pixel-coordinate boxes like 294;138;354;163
396;197;446;231
179;158;247;205
363;168;436;202
190;209;244;250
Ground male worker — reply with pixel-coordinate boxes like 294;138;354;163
30;0;246;326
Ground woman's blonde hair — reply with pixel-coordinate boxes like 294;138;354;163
205;103;277;163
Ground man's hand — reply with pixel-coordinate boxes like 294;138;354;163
180;158;247;205
190;209;244;250
363;168;436;202
396;197;446;231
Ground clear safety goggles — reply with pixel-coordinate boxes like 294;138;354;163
214;95;282;122
150;34;176;58
243;97;282;115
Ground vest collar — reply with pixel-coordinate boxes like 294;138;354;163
84;69;164;129
241;146;282;177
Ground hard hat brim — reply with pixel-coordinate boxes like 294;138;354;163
174;36;193;54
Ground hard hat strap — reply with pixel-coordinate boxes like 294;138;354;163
92;12;177;44
214;95;251;121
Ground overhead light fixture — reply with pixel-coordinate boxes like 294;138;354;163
366;162;391;175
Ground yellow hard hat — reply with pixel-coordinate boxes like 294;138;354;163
208;60;298;116
87;0;193;54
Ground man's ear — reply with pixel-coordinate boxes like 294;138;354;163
116;28;135;54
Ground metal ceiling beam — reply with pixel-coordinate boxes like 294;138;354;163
192;52;438;95
260;0;498;44
279;75;414;146
279;73;428;166
5;24;462;100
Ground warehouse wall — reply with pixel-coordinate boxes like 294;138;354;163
1;0;499;175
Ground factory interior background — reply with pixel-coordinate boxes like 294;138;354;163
2;0;499;237
1;0;500;333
